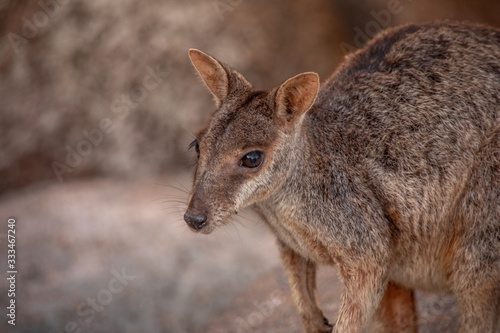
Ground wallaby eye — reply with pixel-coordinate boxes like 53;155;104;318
189;139;200;156
239;151;264;168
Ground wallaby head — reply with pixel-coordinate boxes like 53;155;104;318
184;49;319;234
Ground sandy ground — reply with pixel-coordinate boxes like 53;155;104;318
0;174;279;333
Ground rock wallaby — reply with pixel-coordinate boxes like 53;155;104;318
184;22;500;333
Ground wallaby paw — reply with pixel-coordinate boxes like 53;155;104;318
322;316;334;332
304;316;333;333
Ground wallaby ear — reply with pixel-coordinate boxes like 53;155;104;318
275;72;320;126
189;49;229;107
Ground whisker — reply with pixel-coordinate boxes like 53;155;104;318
230;221;244;242
173;178;191;193
158;199;188;204
232;215;254;228
153;182;190;195
154;193;188;199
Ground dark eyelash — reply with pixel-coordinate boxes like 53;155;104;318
189;139;198;150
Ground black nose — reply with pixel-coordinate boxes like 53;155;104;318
184;213;207;230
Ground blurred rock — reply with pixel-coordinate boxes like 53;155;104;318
0;0;345;194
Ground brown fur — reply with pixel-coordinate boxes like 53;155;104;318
185;22;500;332
371;282;417;333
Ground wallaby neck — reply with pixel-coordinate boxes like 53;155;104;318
262;105;346;211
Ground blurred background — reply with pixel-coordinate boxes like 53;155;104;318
0;0;499;332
